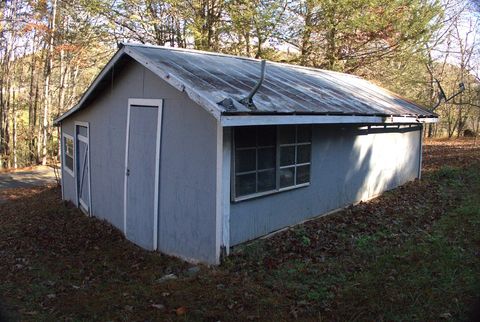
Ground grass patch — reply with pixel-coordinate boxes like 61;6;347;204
337;188;480;321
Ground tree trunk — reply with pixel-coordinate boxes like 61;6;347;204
1;47;12;169
57;48;70;161
0;0;19;168
33;76;40;164
41;0;58;165
12;87;17;169
28;34;38;164
300;1;314;66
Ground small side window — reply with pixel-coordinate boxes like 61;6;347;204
63;135;74;176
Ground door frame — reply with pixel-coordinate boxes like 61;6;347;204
123;98;163;251
74;121;92;216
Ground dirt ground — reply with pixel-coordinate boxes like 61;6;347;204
0;165;58;191
0;138;479;321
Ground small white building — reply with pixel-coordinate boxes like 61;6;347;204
55;43;437;264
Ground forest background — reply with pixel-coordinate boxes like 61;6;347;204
0;0;479;169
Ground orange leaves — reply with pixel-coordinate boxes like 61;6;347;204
175;306;187;315
22;22;48;33
54;44;80;53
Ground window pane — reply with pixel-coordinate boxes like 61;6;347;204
65;137;73;157
65;155;74;171
297;125;312;143
235;126;256;148
257;126;276;146
258;147;275;170
280;167;295;188
77;126;88;137
297;144;311;164
296;165;310;184
236;173;256;197
279;125;295;144
258;170;276;192
235;148;256;173
280;146;295;166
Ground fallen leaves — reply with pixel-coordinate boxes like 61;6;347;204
157;273;178;283
151;303;165;310
0;139;478;321
423;138;480;172
175;306;187;316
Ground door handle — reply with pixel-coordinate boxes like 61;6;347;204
126;169;130;176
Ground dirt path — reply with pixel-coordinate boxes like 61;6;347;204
0;166;58;194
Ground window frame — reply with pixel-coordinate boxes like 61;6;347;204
62;133;75;177
232;125;312;202
277;125;312;191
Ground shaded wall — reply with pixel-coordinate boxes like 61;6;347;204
61;59;219;263
230;124;422;245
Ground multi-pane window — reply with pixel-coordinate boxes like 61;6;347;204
233;125;312;200
278;125;312;188
234;126;277;197
63;135;74;175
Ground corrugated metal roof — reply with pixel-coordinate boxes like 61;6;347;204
55;43;436;125
127;44;434;117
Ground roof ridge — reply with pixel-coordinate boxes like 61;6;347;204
121;42;260;63
122;42;363;81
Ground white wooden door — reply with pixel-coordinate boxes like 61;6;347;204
124;99;163;250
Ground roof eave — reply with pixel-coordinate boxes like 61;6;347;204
220;114;438;127
54;45;128;125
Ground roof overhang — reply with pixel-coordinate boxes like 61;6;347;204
54;43;224;125
220;114;438;127
54;46;128;125
54;43;439;127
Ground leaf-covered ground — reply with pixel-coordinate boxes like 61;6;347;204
1;139;479;321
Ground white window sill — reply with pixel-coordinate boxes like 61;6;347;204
64;167;74;177
232;182;310;203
